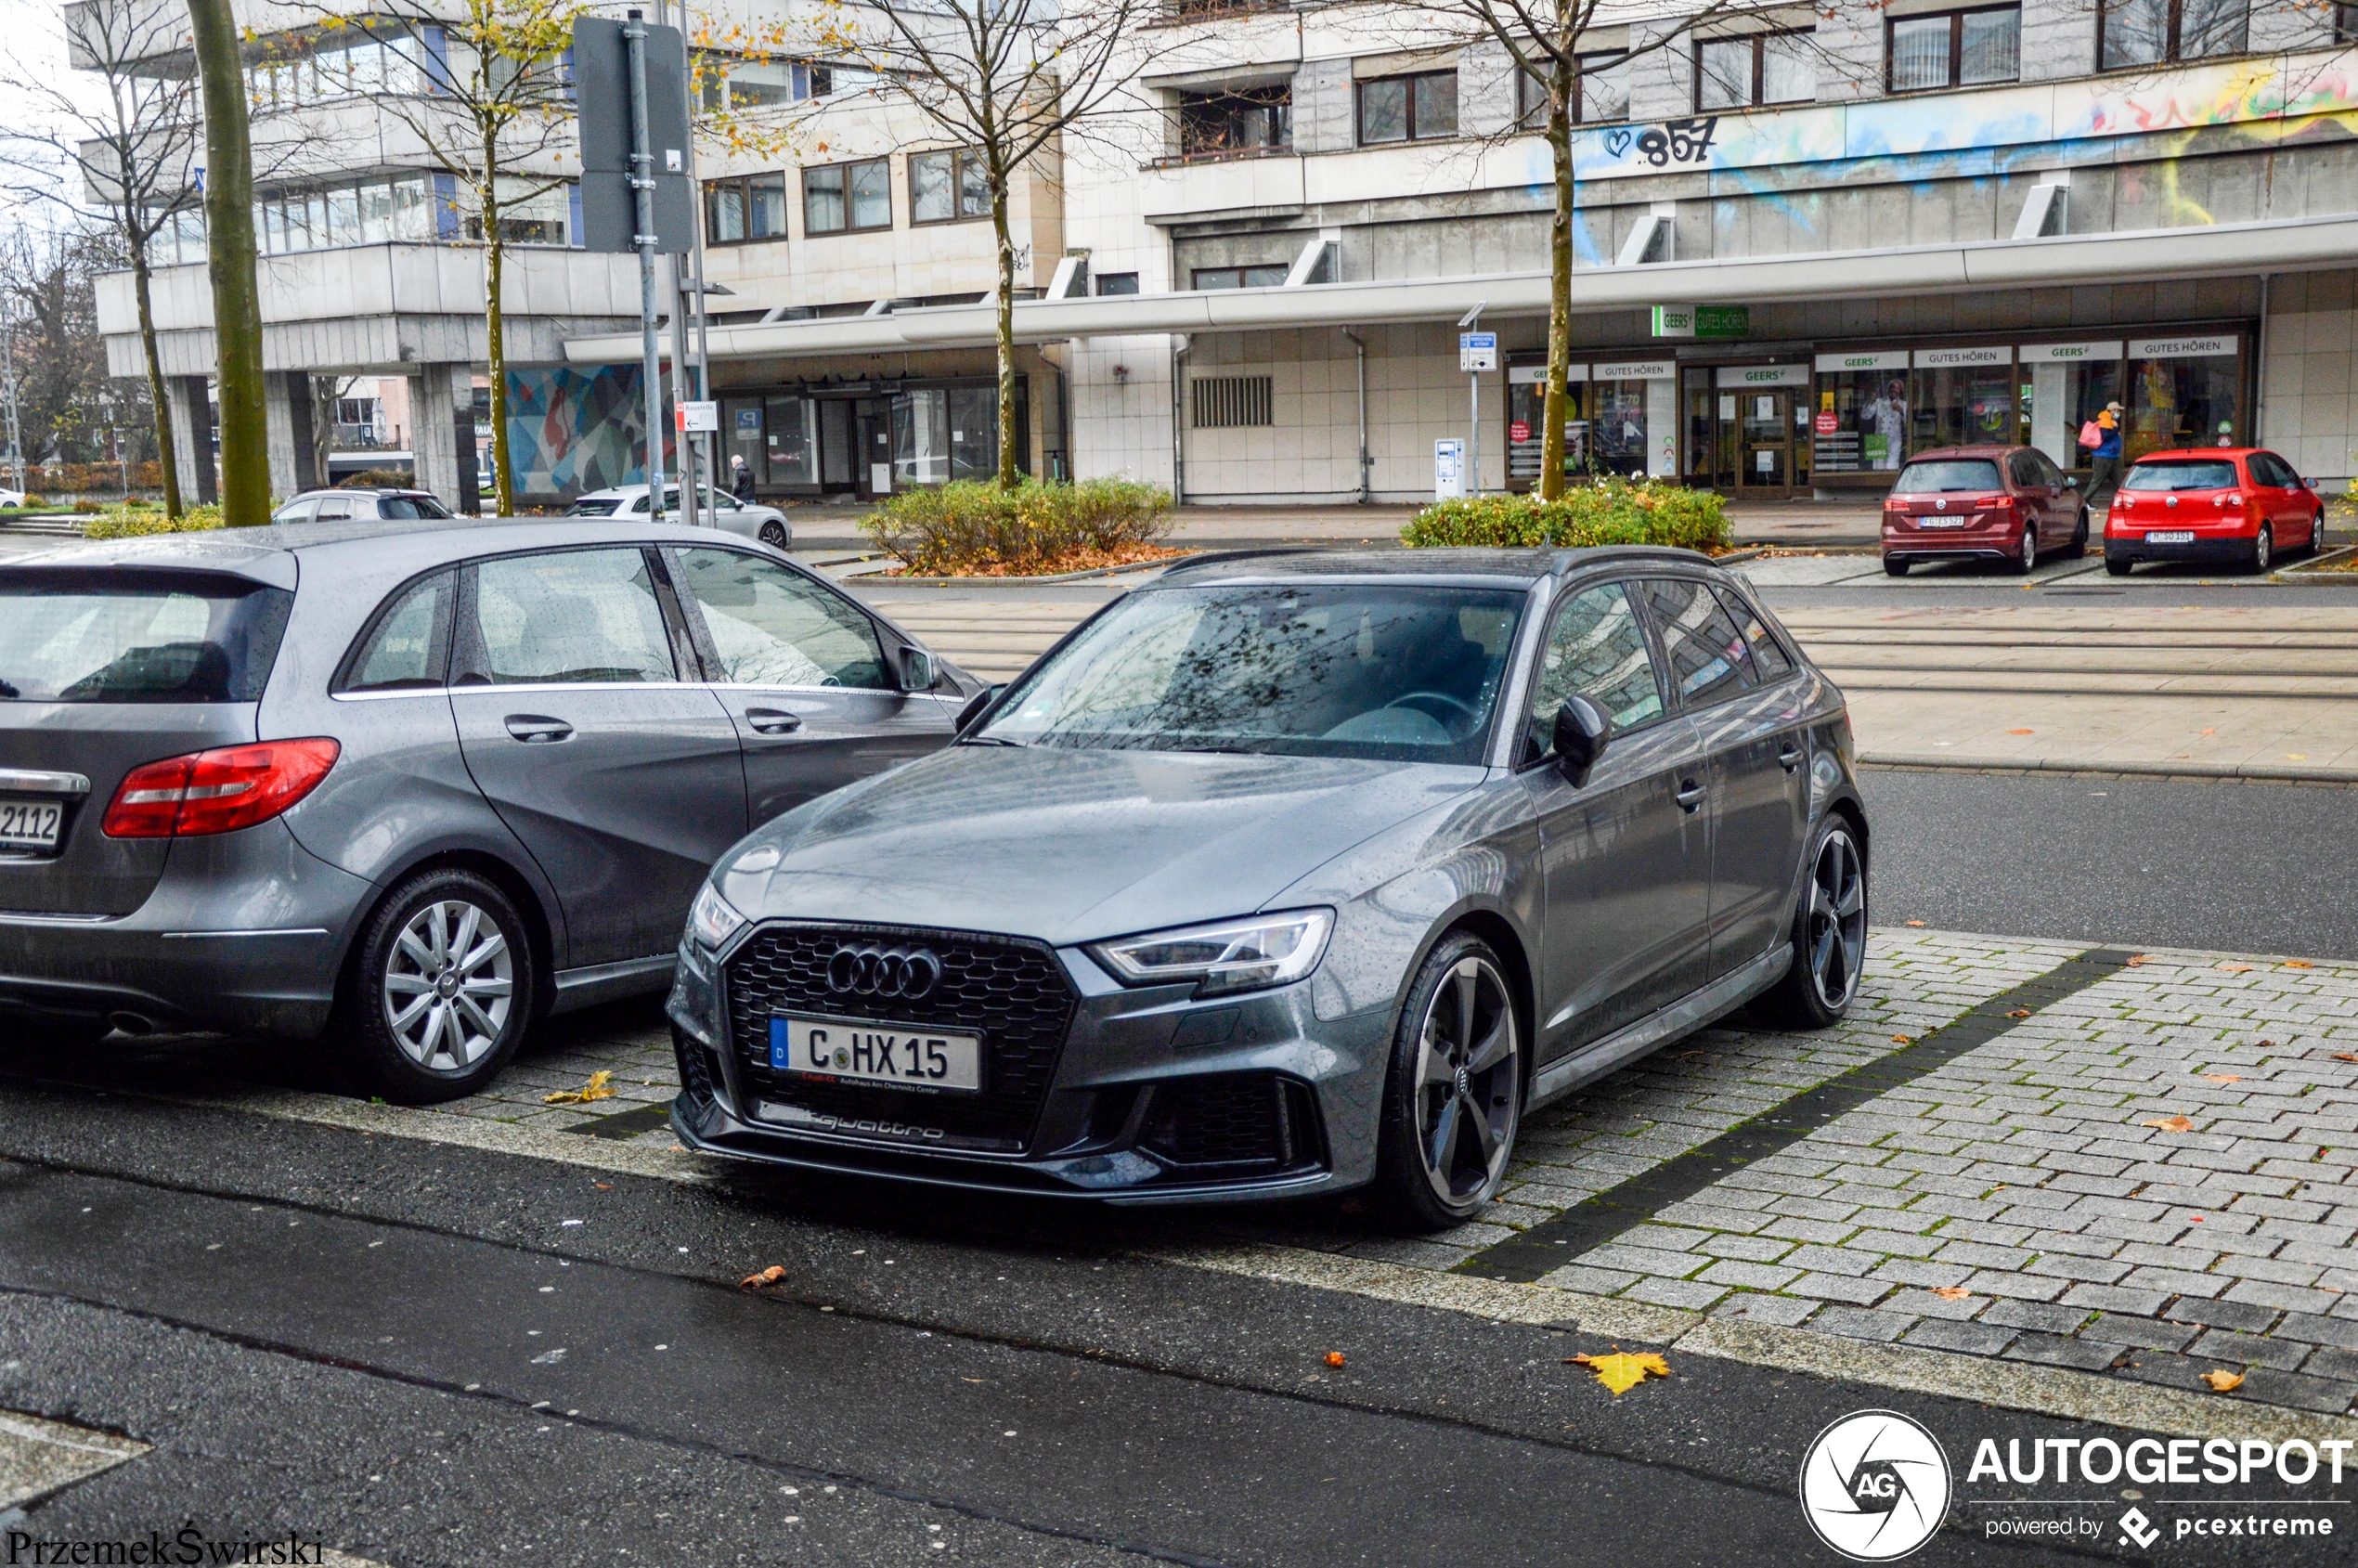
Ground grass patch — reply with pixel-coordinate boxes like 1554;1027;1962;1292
861;477;1174;577
1402;478;1731;554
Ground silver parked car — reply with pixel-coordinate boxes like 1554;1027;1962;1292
0;518;972;1100
564;484;794;549
667;548;1870;1229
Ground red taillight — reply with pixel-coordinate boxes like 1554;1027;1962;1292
103;739;340;838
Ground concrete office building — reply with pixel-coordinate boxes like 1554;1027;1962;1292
84;0;2358;508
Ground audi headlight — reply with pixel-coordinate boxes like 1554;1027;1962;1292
688;881;747;952
1089;909;1333;998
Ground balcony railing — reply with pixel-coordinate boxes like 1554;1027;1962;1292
1152;0;1289;25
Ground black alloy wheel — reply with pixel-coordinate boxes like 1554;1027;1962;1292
1753;819;1870;1030
1374;934;1522;1231
758;520;789;547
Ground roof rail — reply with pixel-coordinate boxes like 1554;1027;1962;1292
1153;547;1328;577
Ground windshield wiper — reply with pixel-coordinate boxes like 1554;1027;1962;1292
956;734;1026;747
0;679;18;699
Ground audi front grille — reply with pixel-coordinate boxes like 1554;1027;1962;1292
722;923;1079;1153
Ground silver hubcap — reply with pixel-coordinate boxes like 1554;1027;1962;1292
1412;955;1519;1210
1806;832;1868;1012
2256;528;2271;570
2023;526;2037;568
384;899;514;1072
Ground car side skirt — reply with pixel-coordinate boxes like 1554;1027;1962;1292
551;953;678;1015
1527;941;1792;1112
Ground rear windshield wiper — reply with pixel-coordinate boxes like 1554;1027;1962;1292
0;679;17;698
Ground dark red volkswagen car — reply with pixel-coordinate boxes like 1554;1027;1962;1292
1880;445;2090;577
2104;448;2326;576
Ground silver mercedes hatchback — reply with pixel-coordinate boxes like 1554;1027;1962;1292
0;518;973;1100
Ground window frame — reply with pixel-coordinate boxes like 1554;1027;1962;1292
1174;84;1294;158
1355;69;1460;146
332;566;458;696
704;171;789;246
449;546;694;690
1517;50;1632;128
1190;265;1290;291
1634;573;1760;714
1515;575;1674;770
1694;30;1817;112
1884;4;2022;93
801;156;893;236
907;147;991;227
2095;0;2251;71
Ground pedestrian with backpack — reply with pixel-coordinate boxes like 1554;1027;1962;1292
2082;401;2125;504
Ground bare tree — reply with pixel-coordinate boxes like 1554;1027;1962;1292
817;0;1150;490
1408;0;1863;498
0;220;138;471
282;0;584;514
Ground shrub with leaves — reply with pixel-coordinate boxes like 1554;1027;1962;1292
1402;478;1731;555
862;477;1175;576
83;503;229;539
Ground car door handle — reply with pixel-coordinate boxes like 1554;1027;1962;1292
502;715;573;744
1675;779;1707;812
744;707;804;735
1778;745;1804;772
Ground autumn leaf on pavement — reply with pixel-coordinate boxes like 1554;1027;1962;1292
2218;964;2254;974
543;1069;615;1106
2201;1369;2246;1393
2125;954;2149;966
1904;921;1927;927
1891;1035;1911;1044
2336;1054;2358;1064
2285;960;2315;969
2006;728;2035;734
1566;1348;1671;1396
2200;1074;2242;1084
739;1264;787;1289
2007;1009;2031;1018
1929;1286;1972;1301
1325;1352;1346;1367
2142;1115;2196;1133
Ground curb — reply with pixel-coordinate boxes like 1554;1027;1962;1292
2271;543;2358;584
1859;751;2358;785
870;553;1204;587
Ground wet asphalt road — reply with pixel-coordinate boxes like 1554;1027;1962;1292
4;1072;2288;1568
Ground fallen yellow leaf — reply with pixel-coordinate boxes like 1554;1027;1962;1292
1904;920;1926;927
1566;1349;1671;1396
2126;954;2149;966
2218;964;2253;973
2335;1054;2358;1064
2006;728;2035;734
2007;1008;2031;1018
2201;1369;2245;1393
1325;1351;1347;1367
739;1264;787;1289
2143;1115;2196;1133
1929;1286;1972;1301
1891;1035;1912;1044
543;1069;616;1106
2286;960;2314;969
2201;1074;2242;1084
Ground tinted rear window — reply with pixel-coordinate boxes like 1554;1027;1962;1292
565;499;621;517
1894;460;2002;493
2123;460;2238;492
0;568;293;704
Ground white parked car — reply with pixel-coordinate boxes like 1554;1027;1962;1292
272;487;454;524
0;489;27;509
564;483;794;548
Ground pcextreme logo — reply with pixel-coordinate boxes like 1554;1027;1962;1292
1799;1410;1953;1561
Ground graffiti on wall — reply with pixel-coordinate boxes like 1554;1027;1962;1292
504;365;666;500
1571;48;2358;183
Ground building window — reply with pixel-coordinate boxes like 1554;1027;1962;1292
1517;52;1631;127
803;159;891;234
250;34;430;110
705;173;788;244
255;174;451;255
1191;265;1289;290
1888;6;2020;91
696;56;831;112
1357;70;1458;145
1696;32;1817;111
1177;85;1292;157
1191;375;1274;428
2098;0;2248;69
909;149;990;224
1095;272;1141;295
2339;1;2358;40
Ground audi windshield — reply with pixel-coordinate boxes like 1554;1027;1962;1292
976;583;1525;764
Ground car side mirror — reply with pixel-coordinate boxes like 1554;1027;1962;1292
898;647;937;693
955;682;1007;732
1552;695;1611;788
2064;476;2079;489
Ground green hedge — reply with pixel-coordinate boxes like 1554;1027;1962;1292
83;503;230;539
862;477;1174;576
1402;478;1730;554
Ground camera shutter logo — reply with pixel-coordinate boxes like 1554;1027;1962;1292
1798;1410;1951;1561
825;946;943;1001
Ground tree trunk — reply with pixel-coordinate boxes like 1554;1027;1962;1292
482;155;513;516
991;173;1018;493
185;0;268;525
129;242;182;518
1539;72;1575;503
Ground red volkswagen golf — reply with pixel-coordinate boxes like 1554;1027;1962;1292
1881;445;2090;577
2104;448;2326;576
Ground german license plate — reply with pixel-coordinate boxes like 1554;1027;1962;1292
771;1014;981;1094
1915;517;1965;528
2145;530;2195;545
0;798;62;853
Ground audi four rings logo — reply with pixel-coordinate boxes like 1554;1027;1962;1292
826;945;943;1000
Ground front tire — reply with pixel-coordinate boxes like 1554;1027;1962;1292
1371;934;1522;1232
1752;819;1870;1031
337;869;538;1104
758;519;790;548
2065;506;2089;559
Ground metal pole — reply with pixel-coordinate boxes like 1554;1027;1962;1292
0;309;21;493
671;255;698;527
626;9;666;519
1459;303;1483;498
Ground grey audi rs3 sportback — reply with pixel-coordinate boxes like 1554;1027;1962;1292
667;547;1872;1229
0;518;974;1102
